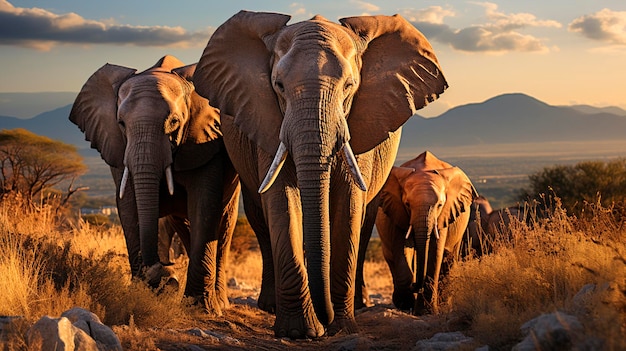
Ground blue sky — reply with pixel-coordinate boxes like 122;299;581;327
1;0;625;116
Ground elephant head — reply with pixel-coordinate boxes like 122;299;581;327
380;152;477;312
193;11;447;324
69;55;222;277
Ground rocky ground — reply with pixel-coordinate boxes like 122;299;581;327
120;283;479;351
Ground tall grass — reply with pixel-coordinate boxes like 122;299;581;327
0;194;192;348
443;197;626;350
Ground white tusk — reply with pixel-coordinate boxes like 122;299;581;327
119;167;129;199
405;225;413;240
434;226;440;240
343;143;367;192
259;142;288;194
165;165;174;196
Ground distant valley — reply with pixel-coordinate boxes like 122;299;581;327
2;92;625;208
2;91;624;157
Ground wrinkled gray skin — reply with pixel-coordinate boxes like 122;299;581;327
377;151;477;315
193;11;447;338
69;56;240;315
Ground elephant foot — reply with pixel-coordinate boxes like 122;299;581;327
257;286;276;314
327;315;358;336
216;287;230;311
189;293;223;317
274;305;325;339
143;262;181;294
392;288;416;311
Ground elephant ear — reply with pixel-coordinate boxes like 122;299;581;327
340;14;448;154
171;63;224;171
172;62;196;81
69;64;137;168
193;10;290;157
437;167;479;229
379;167;414;230
148;55;186;72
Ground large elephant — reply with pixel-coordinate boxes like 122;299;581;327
193;11;447;338
376;151;477;315
69;55;240;315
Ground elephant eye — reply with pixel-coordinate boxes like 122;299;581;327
344;80;354;92
118;120;126;131
274;80;285;93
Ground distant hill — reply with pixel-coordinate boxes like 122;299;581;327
565;104;626;117
1;92;625;156
0;92;77;118
0;104;93;153
400;93;626;150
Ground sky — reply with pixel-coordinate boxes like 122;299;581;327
1;0;626;117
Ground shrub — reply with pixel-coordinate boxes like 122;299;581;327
443;199;626;349
519;158;626;216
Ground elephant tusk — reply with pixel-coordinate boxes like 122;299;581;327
405;225;413;240
342;142;368;192
119;167;129;199
433;226;440;240
259;142;288;194
165;165;174;196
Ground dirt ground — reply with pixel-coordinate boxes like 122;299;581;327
118;284;472;351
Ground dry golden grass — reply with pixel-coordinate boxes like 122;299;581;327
443;198;626;350
1;193;624;350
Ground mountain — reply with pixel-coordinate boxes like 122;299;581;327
1;92;625;155
0;104;93;152
0;92;77;118
565;104;626;117
400;93;626;150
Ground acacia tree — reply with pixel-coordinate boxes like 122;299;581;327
0;129;87;202
518;158;626;215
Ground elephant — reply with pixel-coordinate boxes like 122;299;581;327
193;11;447;338
462;195;493;257
69;55;241;315
376;151;478;315
486;206;527;244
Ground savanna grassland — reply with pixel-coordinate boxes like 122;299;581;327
1;186;625;350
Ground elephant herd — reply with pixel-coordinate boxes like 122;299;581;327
68;10;521;339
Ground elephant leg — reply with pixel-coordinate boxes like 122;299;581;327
157;215;178;265
214;164;241;311
111;167;142;278
241;186;276;314
263;183;324;339
354;195;380;310
183;165;224;316
327;183;366;336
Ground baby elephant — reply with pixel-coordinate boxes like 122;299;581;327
376;151;477;314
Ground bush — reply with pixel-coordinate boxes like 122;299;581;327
519;158;626;215
442;199;626;349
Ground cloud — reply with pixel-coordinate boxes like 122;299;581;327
569;8;626;45
406;2;562;53
289;3;307;16
350;0;380;14
0;0;212;50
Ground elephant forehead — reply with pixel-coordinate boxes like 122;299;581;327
277;19;358;58
118;73;187;110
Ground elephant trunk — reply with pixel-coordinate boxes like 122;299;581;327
292;131;334;326
133;168;162;269
411;207;435;294
125;123;173;284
